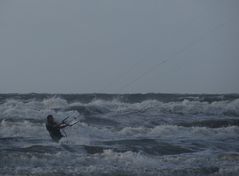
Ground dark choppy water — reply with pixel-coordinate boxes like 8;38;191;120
0;93;239;176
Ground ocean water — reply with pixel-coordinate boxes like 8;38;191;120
0;93;239;176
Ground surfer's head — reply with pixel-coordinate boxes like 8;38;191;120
47;115;54;123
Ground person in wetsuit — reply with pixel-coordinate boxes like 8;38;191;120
46;115;68;142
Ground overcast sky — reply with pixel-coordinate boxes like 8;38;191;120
0;0;238;94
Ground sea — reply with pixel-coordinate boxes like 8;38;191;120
0;93;239;176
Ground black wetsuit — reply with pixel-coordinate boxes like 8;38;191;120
46;122;64;142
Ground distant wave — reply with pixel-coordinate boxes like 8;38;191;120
1;97;239;120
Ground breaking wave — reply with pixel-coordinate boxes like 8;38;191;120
1;97;239;120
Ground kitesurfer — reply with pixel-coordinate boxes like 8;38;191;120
46;115;68;142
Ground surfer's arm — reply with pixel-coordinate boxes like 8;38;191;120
57;123;68;129
51;122;68;129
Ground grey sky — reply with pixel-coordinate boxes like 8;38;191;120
0;0;238;94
